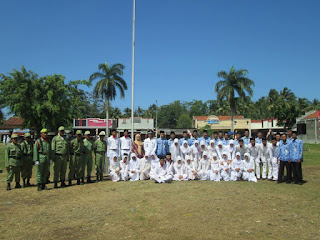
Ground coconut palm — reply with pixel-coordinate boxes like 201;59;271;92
89;62;127;136
215;66;254;132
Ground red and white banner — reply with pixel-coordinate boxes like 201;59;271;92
87;118;112;127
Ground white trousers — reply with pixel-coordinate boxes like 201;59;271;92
230;170;242;181
268;157;279;180
173;174;188;181
139;169;150;180
243;171;257;182
260;157;268;179
186;169;196;180
120;170;128;181
209;170;221;182
252;157;261;179
110;172;120;182
129;171;139;181
198;170;209;180
221;169;231;181
153;174;173;183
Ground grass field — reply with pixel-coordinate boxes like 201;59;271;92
0;144;319;240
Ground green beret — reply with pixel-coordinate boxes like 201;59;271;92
40;129;48;133
24;133;31;138
58;126;65;131
76;130;82;135
84;131;91;135
99;131;106;136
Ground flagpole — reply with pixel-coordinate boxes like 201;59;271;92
131;0;136;140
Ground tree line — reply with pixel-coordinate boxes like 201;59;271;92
0;64;319;133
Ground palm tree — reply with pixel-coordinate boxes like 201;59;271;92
123;107;132;118
215;66;254;132
89;62;127;137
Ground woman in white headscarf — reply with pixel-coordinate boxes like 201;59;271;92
173;156;187;181
180;140;191;162
139;154;151;180
185;155;197;180
149;152;159;179
242;153;257;182
227;140;236;161
119;153;129;181
129;153;140;181
109;153;121;182
209;153;221;182
199;140;208;159
216;141;226;161
230;152;243;181
197;151;210;180
220;151;231;181
190;140;200;169
207;140;217;159
170;138;181;162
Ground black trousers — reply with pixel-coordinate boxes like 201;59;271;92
292;162;303;183
278;161;291;182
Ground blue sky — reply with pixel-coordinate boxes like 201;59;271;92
0;0;319;114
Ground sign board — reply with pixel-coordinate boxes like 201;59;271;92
207;115;220;124
87;118;112;128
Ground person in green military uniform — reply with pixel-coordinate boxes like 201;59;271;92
68;130;86;186
34;128;51;191
83;130;94;183
5;134;22;190
51;126;69;188
20;132;34;187
93;131;107;182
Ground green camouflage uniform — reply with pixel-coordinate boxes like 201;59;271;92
68;138;85;181
51;134;69;182
33;137;51;184
20;140;33;181
5;142;22;183
93;139;107;179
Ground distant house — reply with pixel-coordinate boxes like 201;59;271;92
296;110;320;143
0;116;32;139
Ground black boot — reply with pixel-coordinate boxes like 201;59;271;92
81;177;85;185
96;176;99;183
100;175;103;181
27;178;31;187
15;182;22;189
60;181;66;188
68;180;72;186
87;176;93;183
77;179;80;185
7;183;11;191
54;181;58;189
42;183;48;190
37;184;42;191
46;179;51;184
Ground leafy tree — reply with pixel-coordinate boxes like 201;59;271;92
123;107;132;118
176;113;192;128
89;62;127;136
215;66;254;132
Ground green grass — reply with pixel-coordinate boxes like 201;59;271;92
0;144;319;240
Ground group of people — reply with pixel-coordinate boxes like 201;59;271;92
4;127;304;191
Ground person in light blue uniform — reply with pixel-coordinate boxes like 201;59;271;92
241;129;251;145
233;132;241;146
277;133;292;183
212;132;219;144
167;131;176;153
156;130;169;159
255;131;263;145
179;131;189;146
290;131;303;185
223;132;230;146
188;129;199;146
286;129;294;144
198;129;211;146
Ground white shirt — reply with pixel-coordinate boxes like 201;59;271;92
155;163;168;177
144;138;157;154
120;136;132;150
108;136;120;150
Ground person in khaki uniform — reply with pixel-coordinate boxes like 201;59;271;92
93;131;107;182
68;130;86;186
5;134;22;190
83;131;94;183
33;129;51;191
20;132;34;187
51;126;69;188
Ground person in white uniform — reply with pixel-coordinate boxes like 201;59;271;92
242;153;257;182
197;151;210;180
119;153;129;181
235;139;248;159
220;152;231;181
190;140;200;169
207;140;217;159
139;154;151;180
227;140;236;160
120;129;132;160
173;156;188;181
129;153;140;181
144;130;157;155
109;153;121;182
259;138;271;180
149;152;159;179
153;158;173;183
230;152;243;181
107;129;121;159
209;153;221;182
248;138;261;180
269;137;279;181
216;141;226;160
185;155;197;180
170;138;181;162
199;141;208;159
180;140;191;162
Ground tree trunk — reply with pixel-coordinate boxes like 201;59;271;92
106;99;109;138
